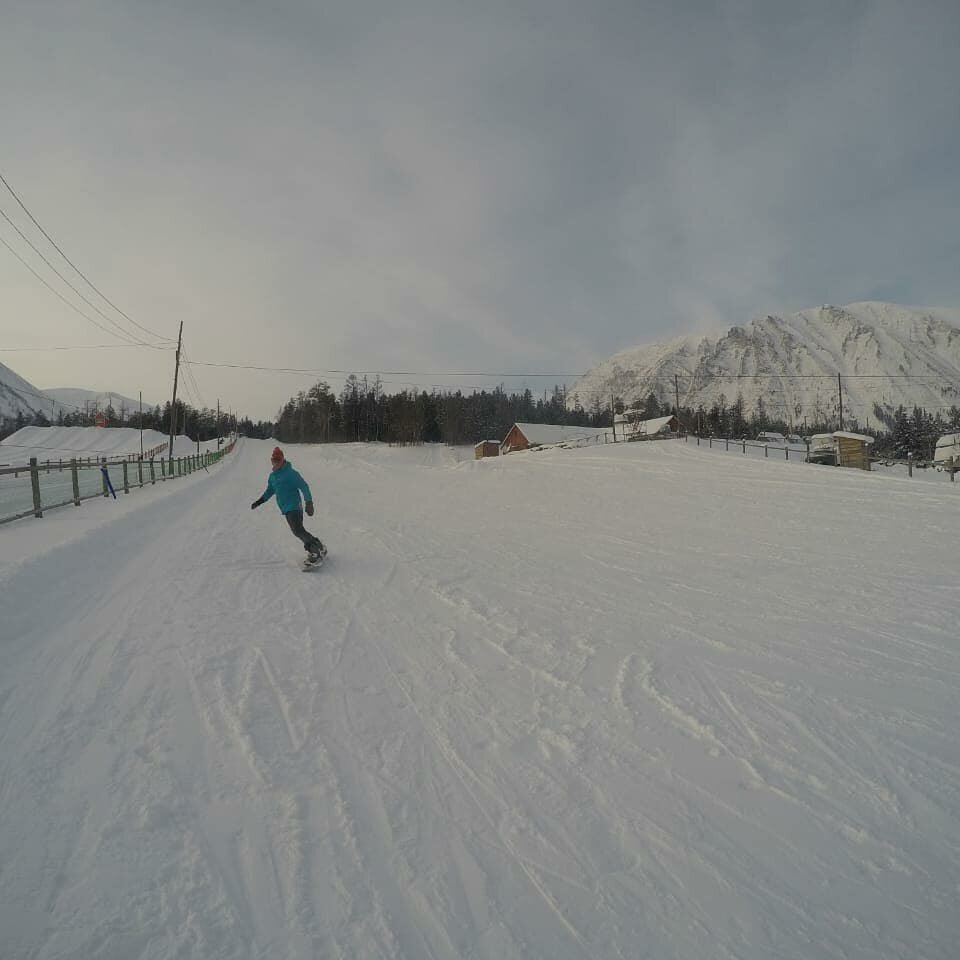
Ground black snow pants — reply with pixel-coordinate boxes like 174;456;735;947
284;509;323;553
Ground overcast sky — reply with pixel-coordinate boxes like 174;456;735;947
1;0;958;419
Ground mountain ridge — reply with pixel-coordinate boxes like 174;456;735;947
570;302;960;428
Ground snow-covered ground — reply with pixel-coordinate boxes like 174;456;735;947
1;438;958;959
0;425;217;465
0;426;223;521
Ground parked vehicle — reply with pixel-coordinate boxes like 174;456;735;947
786;434;803;445
933;433;960;468
807;433;836;465
756;431;786;444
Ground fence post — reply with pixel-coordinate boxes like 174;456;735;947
742;439;746;453
71;458;80;506
806;440;810;461
908;452;913;478
30;457;43;518
150;459;156;484
950;456;955;483
785;446;789;461
123;461;130;494
725;438;729;451
138;459;143;487
102;458;109;496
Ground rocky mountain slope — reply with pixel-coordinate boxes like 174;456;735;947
570;303;960;428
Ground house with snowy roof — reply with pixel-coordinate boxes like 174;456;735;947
500;422;609;453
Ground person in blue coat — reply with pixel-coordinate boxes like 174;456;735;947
251;446;326;562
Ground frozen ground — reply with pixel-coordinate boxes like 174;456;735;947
0;426;223;521
1;438;958;959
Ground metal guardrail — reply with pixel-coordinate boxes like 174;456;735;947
0;438;237;525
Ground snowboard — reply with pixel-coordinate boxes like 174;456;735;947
302;551;327;571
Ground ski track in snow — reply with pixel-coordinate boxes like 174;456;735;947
1;438;959;959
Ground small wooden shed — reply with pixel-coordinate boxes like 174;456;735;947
833;431;873;470
474;440;500;459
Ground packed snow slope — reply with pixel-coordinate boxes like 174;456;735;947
1;439;958;959
570;301;960;422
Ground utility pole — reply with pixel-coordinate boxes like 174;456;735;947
837;373;844;431
611;393;617;442
168;321;184;460
139;391;143;460
674;374;682;432
217;398;221;447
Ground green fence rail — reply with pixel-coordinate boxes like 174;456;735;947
0;438;237;525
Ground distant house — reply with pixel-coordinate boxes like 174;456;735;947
833;431;874;470
629;414;678;440
933;433;960;468
501;422;608;453
474;440;500;459
94;411;108;428
808;431;874;470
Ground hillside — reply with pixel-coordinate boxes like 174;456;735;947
0;360;47;420
570;302;960;427
0;425;215;465
43;387;157;417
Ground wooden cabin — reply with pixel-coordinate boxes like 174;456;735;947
474;440;500;459
501;422;608;453
833;431;873;470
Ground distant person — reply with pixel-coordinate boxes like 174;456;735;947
251;446;327;567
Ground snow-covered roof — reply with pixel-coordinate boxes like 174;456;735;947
508;423;608;446
832;431;875;444
633;415;676;437
935;433;960;447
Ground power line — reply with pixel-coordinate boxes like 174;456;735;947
0;209;152;346
0;234;156;345
186;358;587;377
0;170;175;345
0;344;157;352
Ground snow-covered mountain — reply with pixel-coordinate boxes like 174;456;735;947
43;388;155;418
570;302;960;427
0;361;47;420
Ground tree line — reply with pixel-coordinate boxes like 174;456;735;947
0;400;274;444
273;376;602;445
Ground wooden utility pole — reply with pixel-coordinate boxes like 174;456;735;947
674;374;681;431
837;373;844;431
139;391;143;460
168;321;184;460
611;393;617;442
217;398;221;447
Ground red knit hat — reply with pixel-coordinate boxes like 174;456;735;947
270;446;284;463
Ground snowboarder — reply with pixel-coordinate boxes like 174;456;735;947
251;446;327;567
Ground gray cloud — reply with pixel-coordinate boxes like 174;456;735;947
1;0;958;418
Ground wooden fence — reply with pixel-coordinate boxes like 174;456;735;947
0;438;237;525
686;434;958;481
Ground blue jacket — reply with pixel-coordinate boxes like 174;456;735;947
260;461;313;514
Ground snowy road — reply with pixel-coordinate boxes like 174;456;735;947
1;439;958;958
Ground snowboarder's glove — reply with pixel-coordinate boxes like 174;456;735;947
250;498;263;510
305;500;314;516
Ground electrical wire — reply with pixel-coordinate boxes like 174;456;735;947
0;170;175;345
0;234;160;346
0;207;156;346
0;344;156;352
